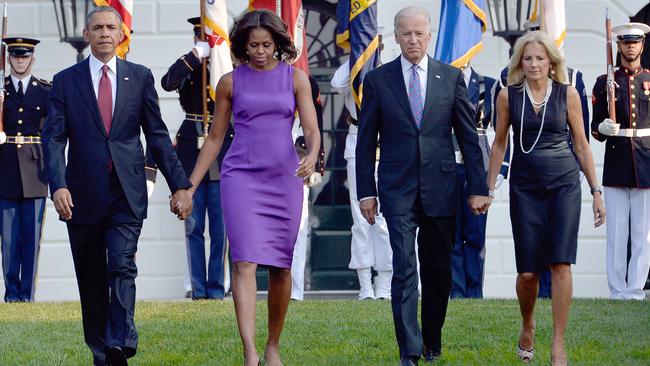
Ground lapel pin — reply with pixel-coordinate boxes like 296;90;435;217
124;76;129;81
32;81;37;86
435;74;441;79
472;78;477;83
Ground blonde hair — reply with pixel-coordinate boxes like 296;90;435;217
507;31;567;86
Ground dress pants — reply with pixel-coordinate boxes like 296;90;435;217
0;197;45;302
185;180;226;299
451;166;486;299
385;198;455;358
345;126;392;272
604;187;650;300
66;177;141;365
291;185;310;300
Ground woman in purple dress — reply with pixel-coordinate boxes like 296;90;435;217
186;10;320;366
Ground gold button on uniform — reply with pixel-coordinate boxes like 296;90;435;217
17;120;22;125
16;144;21;148
16;132;21;136
632;113;636;118
631;85;635;90
36;106;40;110
630;76;635;81
632;94;636;99
632;103;636;109
18;107;23;112
633;122;637;127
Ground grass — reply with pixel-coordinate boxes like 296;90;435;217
0;298;648;365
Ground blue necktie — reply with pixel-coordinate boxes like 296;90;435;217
408;64;423;127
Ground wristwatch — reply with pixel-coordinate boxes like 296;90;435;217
590;186;603;196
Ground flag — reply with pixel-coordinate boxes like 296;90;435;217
434;0;487;67
541;0;566;54
249;0;309;74
203;0;233;100
335;0;380;109
93;0;133;58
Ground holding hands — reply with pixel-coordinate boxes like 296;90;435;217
170;189;193;220
468;195;491;215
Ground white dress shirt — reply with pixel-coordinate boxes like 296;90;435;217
462;66;472;88
11;74;32;94
400;54;428;102
89;54;117;114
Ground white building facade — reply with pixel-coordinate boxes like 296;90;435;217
0;0;645;300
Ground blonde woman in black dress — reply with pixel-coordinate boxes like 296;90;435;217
487;31;606;366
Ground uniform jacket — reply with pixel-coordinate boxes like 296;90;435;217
157;50;233;181
356;56;488;217
0;76;49;198
591;67;650;188
43;57;191;223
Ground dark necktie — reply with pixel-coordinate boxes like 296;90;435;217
98;65;113;135
98;65;113;171
17;80;24;99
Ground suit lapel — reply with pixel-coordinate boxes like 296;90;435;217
467;70;479;105
75;58;106;138
385;58;419;130
110;58;129;138
420;57;439;129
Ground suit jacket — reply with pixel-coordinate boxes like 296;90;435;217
356;56;488;217
0;76;50;198
43;57;191;223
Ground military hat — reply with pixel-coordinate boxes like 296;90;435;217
188;17;201;36
612;22;650;42
3;37;40;56
524;19;541;32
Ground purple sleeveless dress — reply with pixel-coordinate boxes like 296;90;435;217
221;62;303;269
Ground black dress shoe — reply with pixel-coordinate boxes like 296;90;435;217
106;346;128;366
423;347;441;363
399;356;419;366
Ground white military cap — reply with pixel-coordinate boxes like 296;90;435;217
612;22;650;41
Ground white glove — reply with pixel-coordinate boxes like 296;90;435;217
495;173;505;190
146;180;155;198
598;118;620;136
0;131;6;145
307;172;322;187
193;41;211;59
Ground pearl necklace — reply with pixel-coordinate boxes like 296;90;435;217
520;78;553;154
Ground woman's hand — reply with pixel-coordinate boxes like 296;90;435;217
592;193;606;227
296;155;317;178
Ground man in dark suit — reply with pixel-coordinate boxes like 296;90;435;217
43;6;192;366
356;6;490;365
0;37;50;303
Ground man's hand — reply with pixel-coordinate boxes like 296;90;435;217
305;172;322;187
53;188;74;220
598;118;620;136
359;198;378;225
468;195;491;215
170;189;193;220
192;42;211;59
146;179;156;198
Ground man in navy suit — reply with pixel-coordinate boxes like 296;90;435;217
356;6;491;365
43;6;192;366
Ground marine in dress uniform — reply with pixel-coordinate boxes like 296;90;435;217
450;66;503;299
157;17;234;300
592;22;650;300
0;38;49;302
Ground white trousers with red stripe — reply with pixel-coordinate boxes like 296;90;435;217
604;187;650;300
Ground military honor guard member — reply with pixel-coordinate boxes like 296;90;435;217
592;22;650;300
159;17;234;300
0;37;50;302
450;64;502;299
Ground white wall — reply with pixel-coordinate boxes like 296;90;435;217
1;0;645;300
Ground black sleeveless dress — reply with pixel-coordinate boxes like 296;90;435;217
508;82;581;273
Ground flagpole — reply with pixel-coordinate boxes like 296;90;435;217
200;0;209;138
276;0;281;17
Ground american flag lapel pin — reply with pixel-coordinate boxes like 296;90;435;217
124;76;129;81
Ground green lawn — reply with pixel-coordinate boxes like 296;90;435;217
0;299;648;365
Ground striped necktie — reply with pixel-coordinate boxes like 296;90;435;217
408;64;423;127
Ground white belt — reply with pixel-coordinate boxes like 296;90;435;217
616;128;650;138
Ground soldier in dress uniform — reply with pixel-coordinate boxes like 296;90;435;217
156;17;234;300
449;64;503;299
592;22;650;300
0;37;50;302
